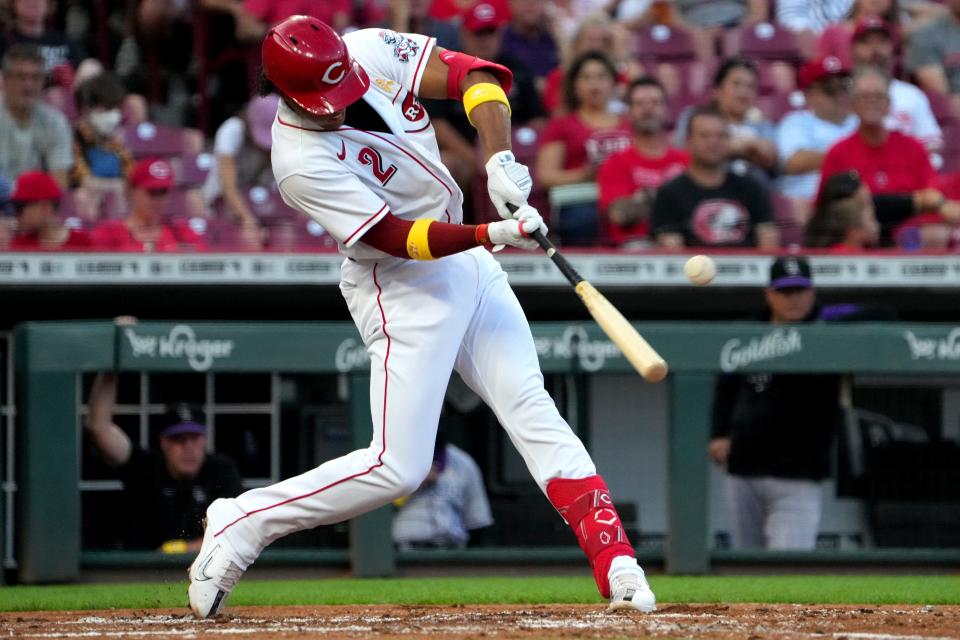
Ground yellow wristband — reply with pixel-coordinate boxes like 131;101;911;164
406;218;435;260
463;82;511;127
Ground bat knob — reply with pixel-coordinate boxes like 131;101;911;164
644;361;669;383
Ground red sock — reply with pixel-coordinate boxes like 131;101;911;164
546;475;635;598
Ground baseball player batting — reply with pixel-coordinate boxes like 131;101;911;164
188;15;655;618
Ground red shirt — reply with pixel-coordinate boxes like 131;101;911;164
819;130;935;195
90;219;206;252
539;114;632;171
543;67;563;115
429;0;510;20
10;229;93;251
597;145;689;245
243;0;350;27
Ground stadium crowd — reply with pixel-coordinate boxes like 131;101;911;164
3;0;960;252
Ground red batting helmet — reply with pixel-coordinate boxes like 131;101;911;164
261;16;370;115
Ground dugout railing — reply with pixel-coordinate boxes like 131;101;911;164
8;320;960;584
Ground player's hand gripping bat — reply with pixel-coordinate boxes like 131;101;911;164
507;203;668;383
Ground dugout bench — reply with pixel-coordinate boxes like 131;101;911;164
9;320;960;583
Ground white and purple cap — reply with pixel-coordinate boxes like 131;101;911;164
770;256;812;290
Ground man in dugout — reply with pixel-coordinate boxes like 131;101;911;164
85;368;241;551
708;256;894;550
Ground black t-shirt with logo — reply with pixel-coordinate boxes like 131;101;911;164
650;171;772;247
117;448;242;549
0;29;85;72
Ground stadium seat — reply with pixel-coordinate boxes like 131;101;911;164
265;217;337;252
166;188;208;220
771;191;804;248
236;185;298;223
922;89;956;126
939;124;960;173
125;122;197;159
755;59;798;96
176;153;216;188
756;90;806;123
644;60;715;100
296;218;339;250
58;190;82;225
667;93;704;130
206;218;264;251
723;22;803;62
635;25;697;62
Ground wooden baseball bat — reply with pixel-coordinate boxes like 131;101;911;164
506;205;668;382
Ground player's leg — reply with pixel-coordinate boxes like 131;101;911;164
453;249;654;612
763;477;822;550
189;257;474;617
725;474;767;549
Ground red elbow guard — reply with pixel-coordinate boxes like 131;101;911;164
438;50;513;100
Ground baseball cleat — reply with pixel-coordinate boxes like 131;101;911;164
606;557;657;613
188;499;244;619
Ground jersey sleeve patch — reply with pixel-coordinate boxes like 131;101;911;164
378;30;420;63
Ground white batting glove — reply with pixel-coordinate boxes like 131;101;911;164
486;151;533;220
487;204;547;251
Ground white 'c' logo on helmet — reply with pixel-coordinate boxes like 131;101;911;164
322;62;347;85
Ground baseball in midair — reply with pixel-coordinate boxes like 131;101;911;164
684;255;716;285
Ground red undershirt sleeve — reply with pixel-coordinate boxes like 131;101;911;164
360;213;489;258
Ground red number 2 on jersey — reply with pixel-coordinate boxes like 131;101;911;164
358;147;398;186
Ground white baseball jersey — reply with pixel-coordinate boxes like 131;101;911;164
887;78;943;152
207;29;607;591
271;29;465;260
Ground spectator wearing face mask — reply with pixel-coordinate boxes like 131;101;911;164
70;72;134;221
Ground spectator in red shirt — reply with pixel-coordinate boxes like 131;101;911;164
232;0;352;42
91;159;206;252
429;0;510;21
820;68;936;196
9;170;92;251
818;67;959;247
597;78;689;248
536;51;631;244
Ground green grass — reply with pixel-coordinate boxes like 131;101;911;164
1;576;959;612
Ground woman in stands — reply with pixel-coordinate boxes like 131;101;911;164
536;51;631;244
674;58;777;177
202;94;278;228
805;172;881;251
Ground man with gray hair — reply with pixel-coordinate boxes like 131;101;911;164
850;16;941;152
818;67;958;246
0;44;73;188
819;68;937;198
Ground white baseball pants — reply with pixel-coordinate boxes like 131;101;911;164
215;248;596;568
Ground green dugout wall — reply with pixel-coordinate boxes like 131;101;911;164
12;320;960;583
